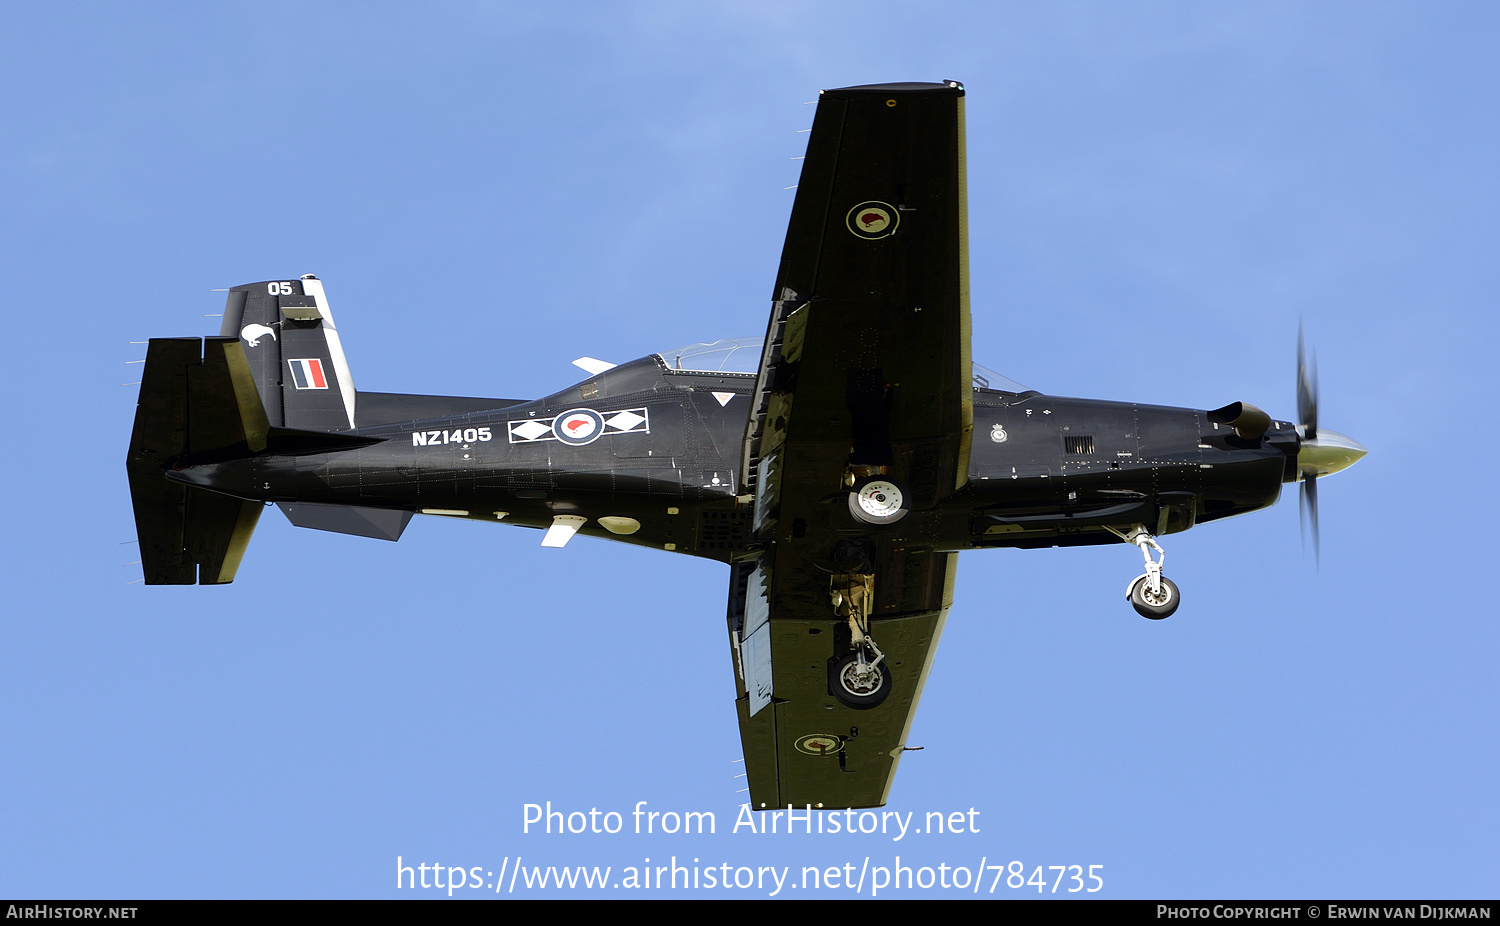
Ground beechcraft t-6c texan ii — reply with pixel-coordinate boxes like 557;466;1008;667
127;81;1367;810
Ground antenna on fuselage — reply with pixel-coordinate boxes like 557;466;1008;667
573;357;617;376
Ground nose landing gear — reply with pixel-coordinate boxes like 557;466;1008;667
1108;525;1180;619
1129;573;1180;619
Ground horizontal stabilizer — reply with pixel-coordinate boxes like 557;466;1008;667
278;503;413;541
183;489;263;584
127;337;269;584
129;482;263;585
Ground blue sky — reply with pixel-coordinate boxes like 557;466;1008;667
1;2;1495;899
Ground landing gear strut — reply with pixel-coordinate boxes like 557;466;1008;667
1108;525;1181;620
828;573;891;708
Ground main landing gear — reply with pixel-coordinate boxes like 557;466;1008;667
828;573;891;708
847;475;909;525
1107;525;1181;620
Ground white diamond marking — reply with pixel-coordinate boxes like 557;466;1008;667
606;410;646;432
511;420;552;441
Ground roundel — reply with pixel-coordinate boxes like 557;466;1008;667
846;201;899;239
552;408;605;445
795;733;842;757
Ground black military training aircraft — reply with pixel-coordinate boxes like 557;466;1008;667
126;81;1366;811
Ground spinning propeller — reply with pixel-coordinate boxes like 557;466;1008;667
1294;322;1367;566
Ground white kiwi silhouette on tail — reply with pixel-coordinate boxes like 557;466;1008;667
240;323;276;347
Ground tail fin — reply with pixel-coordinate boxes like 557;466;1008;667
219;275;357;431
126;337;268;584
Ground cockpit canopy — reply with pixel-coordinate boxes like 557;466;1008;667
657;338;764;375
655;338;1032;393
970;362;1031;394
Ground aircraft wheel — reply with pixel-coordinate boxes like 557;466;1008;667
1130;575;1180;620
829;652;892;710
848;478;909;525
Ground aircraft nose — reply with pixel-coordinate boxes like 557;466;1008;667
1297;428;1367;478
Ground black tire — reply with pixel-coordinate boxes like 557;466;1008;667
1130;575;1180;619
828;651;892;709
847;478;910;525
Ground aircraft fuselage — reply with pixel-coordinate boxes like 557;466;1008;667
173;352;1297;561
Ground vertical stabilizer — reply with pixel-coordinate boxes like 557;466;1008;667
219;275;357;431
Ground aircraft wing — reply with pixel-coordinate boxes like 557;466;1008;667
727;551;958;809
731;81;970;809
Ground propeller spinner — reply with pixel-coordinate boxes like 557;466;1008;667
1295;322;1367;565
